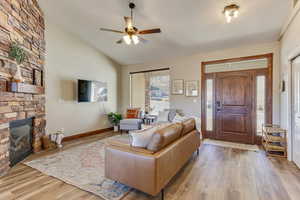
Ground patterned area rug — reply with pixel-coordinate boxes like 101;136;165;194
203;139;260;151
24;135;131;200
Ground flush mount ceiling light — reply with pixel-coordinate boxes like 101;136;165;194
223;4;240;23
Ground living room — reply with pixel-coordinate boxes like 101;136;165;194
1;0;300;199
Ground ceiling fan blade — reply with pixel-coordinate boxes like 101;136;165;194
124;16;133;28
116;39;123;44
138;28;161;34
138;36;148;44
100;28;124;34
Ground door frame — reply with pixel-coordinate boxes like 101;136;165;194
288;46;300;161
201;53;273;144
291;55;300;167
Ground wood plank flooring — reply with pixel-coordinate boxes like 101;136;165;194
1;132;300;200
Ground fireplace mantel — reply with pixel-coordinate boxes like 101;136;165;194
8;82;44;94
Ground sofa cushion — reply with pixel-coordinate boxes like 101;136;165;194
147;123;183;152
181;118;196;136
120;118;142;125
130;126;158;148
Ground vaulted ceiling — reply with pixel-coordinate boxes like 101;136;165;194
39;0;291;65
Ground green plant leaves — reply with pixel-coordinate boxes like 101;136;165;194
108;112;123;126
9;42;27;64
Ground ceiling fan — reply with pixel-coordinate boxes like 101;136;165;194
100;2;161;45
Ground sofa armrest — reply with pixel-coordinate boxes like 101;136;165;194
105;145;158;195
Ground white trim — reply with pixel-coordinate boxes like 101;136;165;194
280;2;300;40
287;47;300;162
288;63;293;161
288;45;300;61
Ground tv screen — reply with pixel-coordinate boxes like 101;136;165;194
78;79;108;102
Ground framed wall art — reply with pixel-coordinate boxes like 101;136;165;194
33;69;43;86
171;79;184;95
185;80;199;97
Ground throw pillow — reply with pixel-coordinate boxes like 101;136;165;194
172;114;188;123
163;109;177;122
130;126;158;148
126;108;140;119
157;110;169;122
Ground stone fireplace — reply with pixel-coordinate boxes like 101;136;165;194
0;0;46;176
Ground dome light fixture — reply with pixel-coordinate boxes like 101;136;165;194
223;4;240;23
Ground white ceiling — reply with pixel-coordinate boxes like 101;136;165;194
39;0;291;65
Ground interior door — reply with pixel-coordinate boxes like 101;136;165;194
292;57;300;167
215;71;254;144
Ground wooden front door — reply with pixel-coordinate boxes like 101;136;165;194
215;71;254;144
201;54;273;145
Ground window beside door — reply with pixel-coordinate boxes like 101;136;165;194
206;79;214;131
256;75;266;136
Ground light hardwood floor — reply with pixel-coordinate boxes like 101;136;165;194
1;132;300;200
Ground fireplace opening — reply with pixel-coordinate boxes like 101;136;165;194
9;118;33;167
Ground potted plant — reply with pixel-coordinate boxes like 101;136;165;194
108;112;123;132
8;41;27;83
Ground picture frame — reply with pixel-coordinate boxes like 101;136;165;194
171;79;184;95
185;80;199;97
33;69;43;86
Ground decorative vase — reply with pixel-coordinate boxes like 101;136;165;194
13;64;24;83
42;135;56;150
50;129;65;148
114;125;119;132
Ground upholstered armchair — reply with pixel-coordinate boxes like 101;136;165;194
119;108;144;133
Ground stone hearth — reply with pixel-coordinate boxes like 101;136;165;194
0;0;45;176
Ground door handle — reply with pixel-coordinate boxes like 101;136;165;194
216;101;221;111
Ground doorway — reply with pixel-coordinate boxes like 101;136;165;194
292;56;300;167
201;54;273;144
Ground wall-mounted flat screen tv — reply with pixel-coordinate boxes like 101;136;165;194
78;79;108;102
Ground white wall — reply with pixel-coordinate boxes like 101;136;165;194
45;22;121;136
280;5;300;160
122;42;280;123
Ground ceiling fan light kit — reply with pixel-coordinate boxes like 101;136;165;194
100;2;161;45
223;4;240;23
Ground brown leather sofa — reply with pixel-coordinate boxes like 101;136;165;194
105;118;200;198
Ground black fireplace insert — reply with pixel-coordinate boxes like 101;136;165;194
9;118;33;167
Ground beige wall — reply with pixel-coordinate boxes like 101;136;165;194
45;22;121;136
131;73;146;109
122;42;280;122
280;6;300;160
